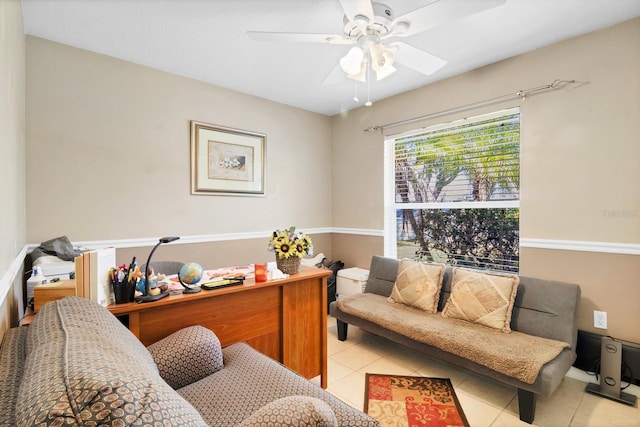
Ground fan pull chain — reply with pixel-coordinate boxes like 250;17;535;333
353;80;359;102
365;56;372;107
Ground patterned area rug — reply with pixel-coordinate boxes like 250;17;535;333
364;374;470;427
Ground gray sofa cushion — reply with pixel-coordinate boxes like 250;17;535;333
364;256;399;296
16;297;206;426
511;276;581;349
179;342;379;427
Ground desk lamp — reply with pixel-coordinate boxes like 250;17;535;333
135;236;179;303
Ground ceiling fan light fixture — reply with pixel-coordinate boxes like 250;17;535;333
370;43;395;71
370;43;396;80
375;63;396;81
346;57;367;82
340;46;365;75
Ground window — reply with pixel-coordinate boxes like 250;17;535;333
384;108;520;272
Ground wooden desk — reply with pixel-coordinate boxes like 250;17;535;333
20;307;35;326
108;266;330;388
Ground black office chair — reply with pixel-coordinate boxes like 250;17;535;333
141;261;185;276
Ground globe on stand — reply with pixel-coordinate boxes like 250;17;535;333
178;262;203;294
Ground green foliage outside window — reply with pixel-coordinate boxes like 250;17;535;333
408;208;519;273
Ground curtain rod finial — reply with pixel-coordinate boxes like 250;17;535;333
363;126;382;134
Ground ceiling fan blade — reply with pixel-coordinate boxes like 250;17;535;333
322;62;348;85
338;0;374;23
391;42;447;75
392;0;507;37
247;31;353;45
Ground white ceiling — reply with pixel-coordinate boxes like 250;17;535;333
21;0;640;116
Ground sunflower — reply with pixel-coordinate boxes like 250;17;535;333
293;241;306;257
274;231;289;244
268;226;313;259
274;237;296;258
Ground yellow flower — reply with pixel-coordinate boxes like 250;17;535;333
279;242;297;258
293;241;306;257
275;231;289;243
268;226;313;259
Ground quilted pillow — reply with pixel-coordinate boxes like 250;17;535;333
148;325;223;389
236;396;337;427
387;259;445;313
441;268;520;332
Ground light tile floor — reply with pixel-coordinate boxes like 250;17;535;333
320;316;640;427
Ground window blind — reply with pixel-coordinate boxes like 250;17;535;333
394;112;520;205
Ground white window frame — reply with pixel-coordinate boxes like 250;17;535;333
384;107;520;260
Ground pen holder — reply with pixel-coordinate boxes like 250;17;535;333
112;280;136;304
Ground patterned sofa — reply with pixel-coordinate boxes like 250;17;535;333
0;296;379;426
330;256;581;424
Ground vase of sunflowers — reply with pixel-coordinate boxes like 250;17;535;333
268;226;313;275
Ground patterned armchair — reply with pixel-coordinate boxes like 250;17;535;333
0;297;378;427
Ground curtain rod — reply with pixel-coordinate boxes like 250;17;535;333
363;79;576;134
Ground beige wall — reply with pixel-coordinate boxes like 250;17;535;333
520;248;640;343
331;234;384;268
26;37;333;245
331;18;640;342
114;233;333;270
0;0;26;337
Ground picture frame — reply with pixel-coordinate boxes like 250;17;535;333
190;121;266;196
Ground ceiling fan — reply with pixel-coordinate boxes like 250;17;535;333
247;0;507;84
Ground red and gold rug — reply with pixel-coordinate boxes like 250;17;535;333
364;374;470;427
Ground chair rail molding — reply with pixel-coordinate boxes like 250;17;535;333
0;245;29;305
3;232;638;309
21;232;640;255
520;238;640;255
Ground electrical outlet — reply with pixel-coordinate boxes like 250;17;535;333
594;310;608;329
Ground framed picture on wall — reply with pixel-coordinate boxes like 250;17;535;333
190;121;266;196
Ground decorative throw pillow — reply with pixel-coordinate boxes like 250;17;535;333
237;396;337;427
387;259;445;313
148;325;224;389
442;268;520;332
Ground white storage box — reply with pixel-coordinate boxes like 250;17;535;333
337;267;369;297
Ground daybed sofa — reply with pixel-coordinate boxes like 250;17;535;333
0;296;379;427
330;256;581;424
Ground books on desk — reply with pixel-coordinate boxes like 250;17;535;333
200;278;244;290
74;247;116;306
